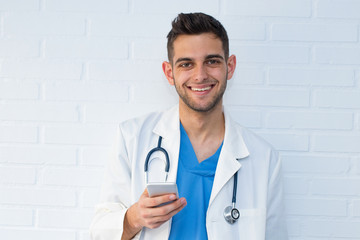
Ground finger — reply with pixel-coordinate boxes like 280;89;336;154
141;188;149;197
167;198;187;217
145;198;187;226
145;220;167;229
149;197;186;217
144;193;178;208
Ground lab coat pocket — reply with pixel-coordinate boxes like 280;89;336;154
237;208;266;240
210;208;266;240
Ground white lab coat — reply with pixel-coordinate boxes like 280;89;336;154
90;105;288;240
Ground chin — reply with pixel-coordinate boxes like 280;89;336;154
185;101;221;113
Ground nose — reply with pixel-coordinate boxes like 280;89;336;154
193;65;208;82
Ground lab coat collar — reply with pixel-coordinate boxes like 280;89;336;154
153;105;180;137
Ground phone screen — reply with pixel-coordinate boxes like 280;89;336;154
147;182;179;198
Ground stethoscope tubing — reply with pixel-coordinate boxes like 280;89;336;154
232;171;238;205
144;136;170;183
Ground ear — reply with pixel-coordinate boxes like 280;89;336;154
226;55;236;80
162;61;175;85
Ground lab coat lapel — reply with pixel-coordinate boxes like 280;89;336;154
152;105;181;183
146;106;180;240
209;109;250;207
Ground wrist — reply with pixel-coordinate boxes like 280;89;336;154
126;206;142;230
122;205;142;239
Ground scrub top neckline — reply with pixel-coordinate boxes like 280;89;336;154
180;122;223;176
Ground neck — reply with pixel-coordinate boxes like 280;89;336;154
179;101;225;143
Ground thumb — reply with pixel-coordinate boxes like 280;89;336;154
142;188;149;198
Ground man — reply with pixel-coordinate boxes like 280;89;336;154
90;13;287;240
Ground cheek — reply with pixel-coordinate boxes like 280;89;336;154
208;68;226;79
174;71;191;83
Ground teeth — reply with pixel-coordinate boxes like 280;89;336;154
191;86;212;92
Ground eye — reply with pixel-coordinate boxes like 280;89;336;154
206;59;220;65
179;62;192;68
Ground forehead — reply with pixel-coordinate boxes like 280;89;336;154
172;33;224;61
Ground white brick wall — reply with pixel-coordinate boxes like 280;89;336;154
0;0;359;239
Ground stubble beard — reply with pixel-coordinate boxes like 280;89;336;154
173;74;228;113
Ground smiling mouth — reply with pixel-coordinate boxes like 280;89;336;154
189;85;214;92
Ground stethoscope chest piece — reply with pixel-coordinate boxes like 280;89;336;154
224;205;240;224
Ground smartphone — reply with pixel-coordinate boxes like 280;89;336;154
147;182;179;198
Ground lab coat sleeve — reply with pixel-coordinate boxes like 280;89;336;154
89;126;141;240
265;150;288;240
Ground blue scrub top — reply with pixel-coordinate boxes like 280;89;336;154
169;123;222;240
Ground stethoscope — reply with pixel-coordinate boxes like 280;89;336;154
144;136;240;224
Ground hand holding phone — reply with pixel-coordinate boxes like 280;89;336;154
124;185;186;235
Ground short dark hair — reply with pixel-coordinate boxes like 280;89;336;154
166;12;229;62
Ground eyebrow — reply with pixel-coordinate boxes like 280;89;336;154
175;57;192;65
205;54;224;60
174;54;224;65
